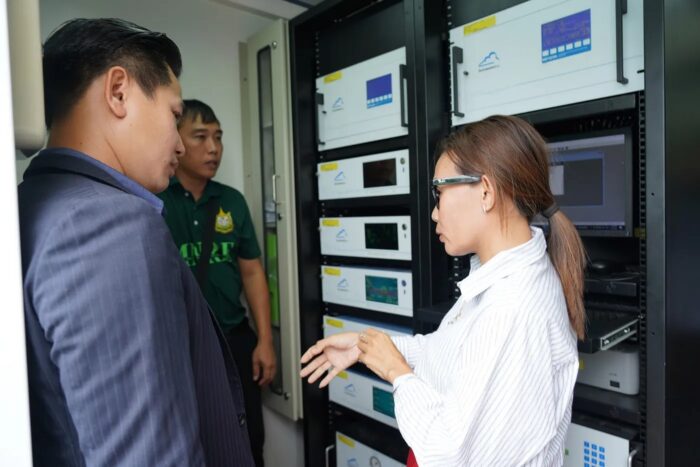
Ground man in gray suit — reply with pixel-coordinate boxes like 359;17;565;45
18;18;254;466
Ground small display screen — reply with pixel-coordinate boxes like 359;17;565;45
372;386;396;419
366;73;393;108
363;158;397;188
365;275;399;306
541;9;591;63
365;223;399;250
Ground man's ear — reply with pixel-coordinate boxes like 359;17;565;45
104;66;130;119
481;174;497;212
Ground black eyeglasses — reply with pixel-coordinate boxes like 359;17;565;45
431;175;482;208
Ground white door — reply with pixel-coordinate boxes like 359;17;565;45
242;19;302;420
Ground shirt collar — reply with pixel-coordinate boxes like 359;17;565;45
39;147;164;214
170;177;222;203
457;227;548;302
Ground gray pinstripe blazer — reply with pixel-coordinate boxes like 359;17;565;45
19;149;255;466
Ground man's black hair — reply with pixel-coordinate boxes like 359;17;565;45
42;18;182;129
180;99;220;128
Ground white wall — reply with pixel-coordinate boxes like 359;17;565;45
263;406;305;466
1;1;34;464
38;0;272;192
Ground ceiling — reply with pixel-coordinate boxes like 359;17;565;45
211;0;325;19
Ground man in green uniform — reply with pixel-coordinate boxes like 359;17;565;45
159;100;275;467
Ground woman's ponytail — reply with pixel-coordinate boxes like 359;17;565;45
547;210;587;339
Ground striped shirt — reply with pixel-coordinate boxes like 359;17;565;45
392;227;578;466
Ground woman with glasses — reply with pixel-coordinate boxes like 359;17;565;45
300;115;586;467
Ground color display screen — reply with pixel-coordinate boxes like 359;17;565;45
363;158;397;188
365;275;399;305
372;386;396;418
364;223;399;250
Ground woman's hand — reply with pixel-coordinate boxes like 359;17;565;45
300;332;361;388
357;329;412;384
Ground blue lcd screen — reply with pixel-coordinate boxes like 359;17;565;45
541;9;591;63
366;73;393;108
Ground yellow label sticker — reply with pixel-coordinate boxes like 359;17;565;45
464;15;496;36
338;434;355;448
337;371;348;379
324;71;342;83
579;359;585;370
324;267;341;276
320;162;338;171
322;218;340;227
325;318;344;328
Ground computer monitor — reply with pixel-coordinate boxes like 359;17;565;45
533;128;634;237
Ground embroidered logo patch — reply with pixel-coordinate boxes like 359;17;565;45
215;207;234;234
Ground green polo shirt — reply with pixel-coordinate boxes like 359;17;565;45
159;178;261;331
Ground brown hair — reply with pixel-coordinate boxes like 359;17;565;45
437;115;587;339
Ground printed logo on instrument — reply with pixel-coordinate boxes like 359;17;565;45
335;228;348;241
478;51;500;71
344;383;357;397
332;97;345;111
